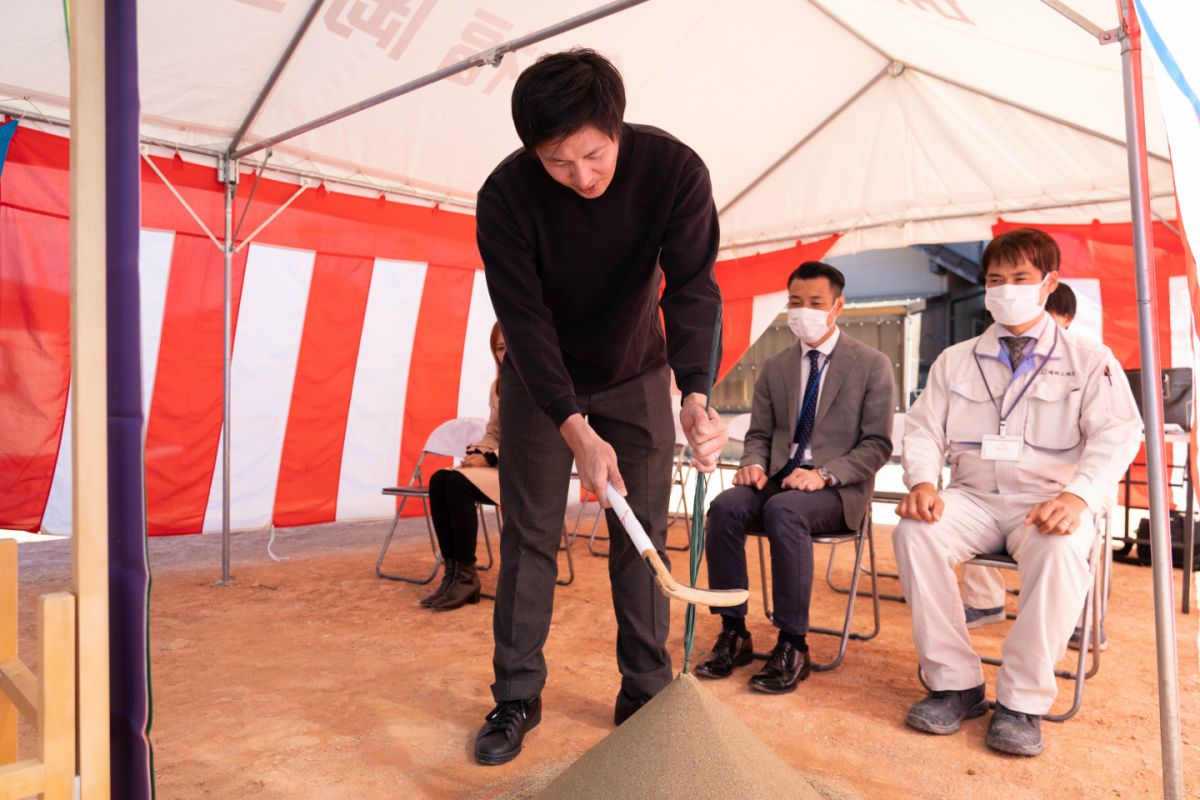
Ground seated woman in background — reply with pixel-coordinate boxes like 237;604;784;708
420;322;504;611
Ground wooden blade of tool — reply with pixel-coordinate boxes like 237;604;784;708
606;484;749;608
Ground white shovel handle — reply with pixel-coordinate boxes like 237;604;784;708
605;483;655;555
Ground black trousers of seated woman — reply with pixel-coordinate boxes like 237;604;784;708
428;468;492;565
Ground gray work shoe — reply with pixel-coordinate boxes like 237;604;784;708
905;684;988;735
986;703;1044;757
964;606;1006;629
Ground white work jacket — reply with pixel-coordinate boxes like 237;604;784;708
903;319;1142;511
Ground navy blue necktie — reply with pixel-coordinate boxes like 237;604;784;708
781;349;823;478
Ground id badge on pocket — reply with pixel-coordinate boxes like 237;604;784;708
981;435;1022;461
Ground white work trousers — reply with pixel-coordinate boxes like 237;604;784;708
893;487;1095;715
962;564;1007;610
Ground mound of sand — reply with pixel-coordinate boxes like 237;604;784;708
535;673;829;800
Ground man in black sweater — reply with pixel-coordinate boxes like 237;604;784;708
473;49;727;766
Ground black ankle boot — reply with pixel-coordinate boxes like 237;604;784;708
419;560;455;608
432;561;480;610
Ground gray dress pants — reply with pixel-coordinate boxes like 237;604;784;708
491;359;675;702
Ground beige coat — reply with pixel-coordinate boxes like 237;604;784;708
469;383;501;456
457;382;501;505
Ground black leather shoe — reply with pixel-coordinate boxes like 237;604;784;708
474;696;541;766
748;641;810;694
694;630;754;679
613;688;651;726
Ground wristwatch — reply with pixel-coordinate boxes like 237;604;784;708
817;468;834;486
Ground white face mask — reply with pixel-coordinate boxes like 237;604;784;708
787;306;833;343
985;277;1047;327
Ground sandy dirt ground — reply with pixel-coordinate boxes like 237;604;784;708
11;507;1200;799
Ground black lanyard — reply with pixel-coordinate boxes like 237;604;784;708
971;325;1059;435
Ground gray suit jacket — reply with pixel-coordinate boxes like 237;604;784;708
741;333;895;530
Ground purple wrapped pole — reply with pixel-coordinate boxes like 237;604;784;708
106;0;153;795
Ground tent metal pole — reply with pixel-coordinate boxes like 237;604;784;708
227;0;325;156
812;0;1170;164
231;0;651;161
3;103;479;210
1041;0;1107;39
1116;2;1183;798
717;190;1178;252
219;161;236;586
718;65;890;217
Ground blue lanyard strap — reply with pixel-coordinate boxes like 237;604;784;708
972;325;1059;433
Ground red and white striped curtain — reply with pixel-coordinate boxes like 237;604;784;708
1;126;834;535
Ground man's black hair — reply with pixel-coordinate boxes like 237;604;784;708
511;48;625;151
787;261;846;297
1045;281;1077;320
983;227;1060;276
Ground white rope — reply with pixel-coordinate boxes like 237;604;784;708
267;527;288;562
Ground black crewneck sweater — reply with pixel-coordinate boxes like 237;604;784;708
476;123;722;426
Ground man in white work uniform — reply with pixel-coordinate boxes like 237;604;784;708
961;281;1080;630
893;228;1140;757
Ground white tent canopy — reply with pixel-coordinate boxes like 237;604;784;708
0;0;1178;255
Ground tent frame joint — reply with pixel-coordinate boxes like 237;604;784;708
219;156;240;187
477;47;505;68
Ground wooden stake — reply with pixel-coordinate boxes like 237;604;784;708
0;541;15;764
39;593;76;800
69;0;111;796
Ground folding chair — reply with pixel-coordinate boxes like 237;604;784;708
825;413;921;604
665;414;696;551
472;506;576;599
561;465;606;557
916;520;1108;722
375;417;487;584
749;506;880;672
585;418;698;558
376;417;575;589
578;488;610;558
713;412;752;492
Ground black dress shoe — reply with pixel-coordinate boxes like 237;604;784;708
694;630;754;679
474;696;541;766
748;641;810;694
613;688;652;726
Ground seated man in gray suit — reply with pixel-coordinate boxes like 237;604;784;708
696;261;894;693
